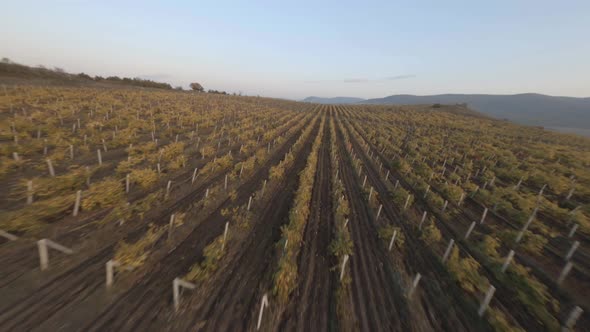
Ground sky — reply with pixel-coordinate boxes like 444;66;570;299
1;0;589;99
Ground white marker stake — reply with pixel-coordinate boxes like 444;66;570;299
442;239;455;263
46;159;55;177
340;254;350;281
97;149;102;165
388;230;398;251
37;239;74;271
0;230;18;241
73;190;82;216
69;145;74;159
191;167;198;184
173;278;196;312
368;187;374;201
423;185;430;199
256;294;269;330
501;250;515;273
27;180;33;204
106;259;120;287
408;273;422;297
419;211;427;229
479;208;488;224
376;204;383;219
157;163;161;175
165;181;172;200
565;241;580;261
557;261;573;285
563;306;583;331
458;193;465;206
464;222;476;240
224;174;228;190
126;174;130;193
394;180;399;190
362;175;367;188
442;200;448;213
222;222;229;250
478;285;496;317
404;194;411;210
568;224;578;238
385;170;390;181
261;180;267;197
247;196;253;211
516;207;538;243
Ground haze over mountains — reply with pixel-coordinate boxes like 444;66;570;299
302;94;590;136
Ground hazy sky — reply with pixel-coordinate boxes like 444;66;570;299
2;0;589;99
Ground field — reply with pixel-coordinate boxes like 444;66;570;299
0;83;589;331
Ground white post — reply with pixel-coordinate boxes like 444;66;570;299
260;180;266;196
557;261;573;285
37;239;73;271
340;254;349;281
458;193;465;206
464;221;476;240
126;174;130;193
388;230;398;251
394;179;399;190
224;174;228;190
73;190;82;216
368;187;373;201
46;159;55;177
568;224;578;238
479;208;488;224
165;180;172;199
106;259;119;287
205;188;209;198
478;285;496;317
38;239;49;271
566;187;575;200
173;278;196;312
404;194;411;210
157;163;161;175
220;221;230;250
247;196;253;211
385;170;390;181
239;164;244;178
256;294;269;330
0;230;18;241
423;185;430;199
69;144;74;159
562;306;583;332
97;149;102;165
362;175;367;188
192;167;198;184
27;180;33;204
442;239;455;263
442;200;448;213
419;211;427;229
516;207;538;243
501;250;515;273
408;273;422;297
565;241;580;261
376;204;383;219
514;176;523;190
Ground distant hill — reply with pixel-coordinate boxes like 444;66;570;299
302;96;366;104
362;93;590;131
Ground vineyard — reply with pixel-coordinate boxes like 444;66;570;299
0;84;589;331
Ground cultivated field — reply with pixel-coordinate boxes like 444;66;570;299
0;84;589;331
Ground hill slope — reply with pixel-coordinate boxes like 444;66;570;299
362;93;590;130
302;96;366;104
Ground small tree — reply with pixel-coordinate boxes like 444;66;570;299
190;82;204;92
